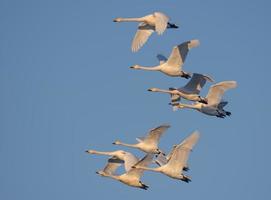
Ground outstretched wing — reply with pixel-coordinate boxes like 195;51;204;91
153;12;169;35
102;157;124;175
132;22;154;52
143;124;170;145
206;81;237;106
127;154;154;179
166;131;200;171
179;73;214;94
123;152;139;172
166;40;200;69
157;54;167;64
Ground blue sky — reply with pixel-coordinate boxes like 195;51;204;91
1;0;270;199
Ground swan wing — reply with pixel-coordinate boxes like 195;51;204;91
206;81;237;106
153;12;169;35
166;40;200;69
102;157;124;175
127;154;153;179
132;22;154;52
157;54;168;64
217;101;228;109
143;124;170;145
123;152;139;172
166;131;200;170
179;73;214;94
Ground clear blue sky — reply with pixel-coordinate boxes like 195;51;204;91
1;0;270;199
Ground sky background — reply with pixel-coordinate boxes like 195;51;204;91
1;0;270;199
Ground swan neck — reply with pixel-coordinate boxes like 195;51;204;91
136;65;161;71
153;88;172;94
118;142;137;148
118;17;144;22
91;151;113;156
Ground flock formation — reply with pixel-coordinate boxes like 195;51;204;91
86;11;237;190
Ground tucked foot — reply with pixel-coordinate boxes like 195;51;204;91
139;181;149;190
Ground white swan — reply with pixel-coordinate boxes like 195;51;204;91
172;81;237;118
113;124;170;154
130;40;200;78
85;149;138;171
133;131;200;182
148;73;214;104
96;154;153;190
113;12;178;52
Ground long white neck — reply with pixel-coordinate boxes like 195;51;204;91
117;142;138;148
179;103;202;110
117;17;144;22
104;173;121;181
150;88;174;94
88;150;113;156
133;65;162;71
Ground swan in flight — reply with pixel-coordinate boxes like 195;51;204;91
113;124;170;154
171;81;237;118
132;131;200;182
113;12;178;52
96;154;153;190
130;40;200;78
148;73;214;104
85;149;138;171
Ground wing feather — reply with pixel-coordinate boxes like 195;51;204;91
206;81;237;106
131;23;154;52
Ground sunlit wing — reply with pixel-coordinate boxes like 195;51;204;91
206;81;237;106
127;154;153;179
153;12;169;35
143;124;170;145
131;23;154;52
179;73;214;94
166;40;199;69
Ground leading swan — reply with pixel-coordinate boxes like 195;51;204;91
113;12;178;52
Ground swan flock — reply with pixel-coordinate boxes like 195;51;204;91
85;11;237;190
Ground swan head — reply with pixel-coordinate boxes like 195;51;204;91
113;18;122;22
112;140;121;145
148;88;159;92
130;65;140;69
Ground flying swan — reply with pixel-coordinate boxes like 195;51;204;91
133;131;200;182
148;73;214;104
130;40;200;78
172;81;237;118
96;154;153;190
112;124;170;154
113;12;178;52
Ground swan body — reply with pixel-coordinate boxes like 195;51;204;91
133;131;200;182
113;12;178;52
148;73;214;104
130;40;200;78
172;81;237;118
113;124;170;154
96;154;153;190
